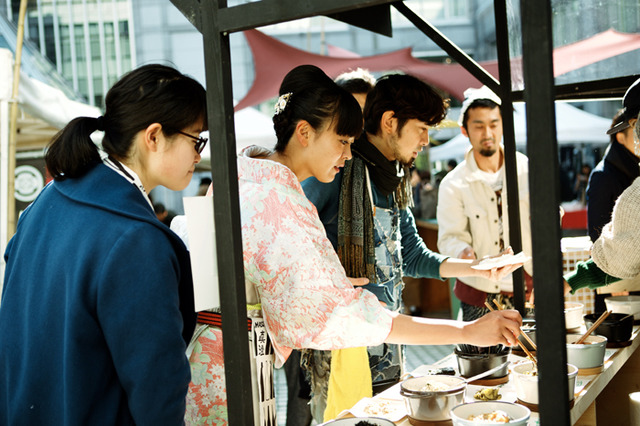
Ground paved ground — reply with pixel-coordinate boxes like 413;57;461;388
273;343;456;425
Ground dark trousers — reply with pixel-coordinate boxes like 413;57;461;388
283;350;312;426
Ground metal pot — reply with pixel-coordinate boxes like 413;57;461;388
566;334;607;369
583;312;633;343
455;349;511;380
518;320;537;352
400;375;466;421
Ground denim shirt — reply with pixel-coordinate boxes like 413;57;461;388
302;170;448;310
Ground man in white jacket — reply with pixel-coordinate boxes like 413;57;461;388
437;86;533;321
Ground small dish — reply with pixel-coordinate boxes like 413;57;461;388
450;401;530;426
464;385;517;403
348;398;406;422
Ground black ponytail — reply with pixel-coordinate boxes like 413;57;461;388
45;117;102;180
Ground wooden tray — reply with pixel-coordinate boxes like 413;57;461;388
408;418;452;426
577;365;604;376
466;375;509;386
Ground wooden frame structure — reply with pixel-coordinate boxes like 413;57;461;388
170;1;636;424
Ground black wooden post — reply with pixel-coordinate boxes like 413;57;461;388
494;0;525;315
520;0;570;424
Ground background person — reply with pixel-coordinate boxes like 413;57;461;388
334;67;376;110
0;64;206;426
197;176;212;196
574;164;592;205
437;86;533;321
301;73;523;420
587;79;640;243
154;201;177;226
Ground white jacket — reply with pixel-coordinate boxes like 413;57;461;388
436;146;533;293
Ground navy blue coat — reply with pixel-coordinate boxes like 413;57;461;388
587;141;640;242
0;164;195;426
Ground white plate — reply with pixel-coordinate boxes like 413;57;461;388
347;397;407;422
471;252;531;270
464;384;517;403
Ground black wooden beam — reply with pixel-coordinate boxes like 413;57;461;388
172;0;394;36
520;0;570;424
494;0;525;315
507;75;638;102
170;0;203;33
553;74;639;101
328;4;393;37
392;1;499;94
216;0;395;34
200;0;255;423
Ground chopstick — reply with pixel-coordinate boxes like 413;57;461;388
574;310;612;344
485;301;537;366
487;300;538;351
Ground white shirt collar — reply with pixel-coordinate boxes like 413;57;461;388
102;155;153;209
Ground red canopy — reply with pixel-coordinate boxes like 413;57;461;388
235;28;640;111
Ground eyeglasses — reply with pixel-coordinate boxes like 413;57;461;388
176;130;208;154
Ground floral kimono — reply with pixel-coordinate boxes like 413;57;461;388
185;146;392;425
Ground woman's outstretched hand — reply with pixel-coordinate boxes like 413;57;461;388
461;309;522;346
472;247;525;282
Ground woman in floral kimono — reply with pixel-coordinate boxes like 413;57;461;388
185;65;523;425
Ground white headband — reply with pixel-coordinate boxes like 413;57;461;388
458;86;502;126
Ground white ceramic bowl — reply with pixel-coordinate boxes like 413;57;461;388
450;401;531;426
566;334;607;369
565;302;584;329
605;296;640;320
511;362;578;405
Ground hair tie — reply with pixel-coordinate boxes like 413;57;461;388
274;93;292;116
95;116;105;131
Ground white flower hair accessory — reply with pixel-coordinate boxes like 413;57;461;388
274;92;292;115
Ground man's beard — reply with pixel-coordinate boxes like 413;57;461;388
479;147;497;157
393;145;416;167
391;131;417;167
400;157;415;167
477;139;497;157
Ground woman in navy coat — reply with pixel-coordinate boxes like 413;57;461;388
0;64;207;425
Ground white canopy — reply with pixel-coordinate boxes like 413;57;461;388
198;105;276;169
430;102;612;162
1;48;101;281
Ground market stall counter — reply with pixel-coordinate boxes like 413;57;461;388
334;325;640;425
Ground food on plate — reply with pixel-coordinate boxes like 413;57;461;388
362;400;397;417
420;380;450;392
474;387;502;401
523;369;538;377
355;422;376;426
467;410;512;422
